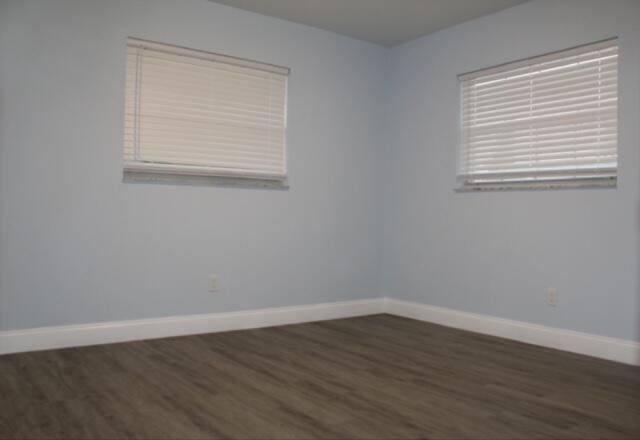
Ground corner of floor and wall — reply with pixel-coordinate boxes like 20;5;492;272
0;0;639;366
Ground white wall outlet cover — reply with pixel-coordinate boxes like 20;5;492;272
209;275;220;292
547;288;558;306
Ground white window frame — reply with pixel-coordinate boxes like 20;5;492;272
123;38;290;188
457;38;618;191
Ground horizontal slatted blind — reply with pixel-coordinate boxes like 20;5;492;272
124;38;289;180
459;39;618;190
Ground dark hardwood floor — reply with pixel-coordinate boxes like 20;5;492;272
1;314;639;439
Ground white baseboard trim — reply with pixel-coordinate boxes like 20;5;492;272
384;298;640;366
2;297;638;366
0;298;385;355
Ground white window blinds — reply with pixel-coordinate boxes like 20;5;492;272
459;39;618;190
124;38;289;181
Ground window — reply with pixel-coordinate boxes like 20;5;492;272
124;38;289;184
458;39;618;190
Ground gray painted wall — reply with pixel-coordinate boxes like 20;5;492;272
0;0;387;330
1;0;639;344
382;0;640;342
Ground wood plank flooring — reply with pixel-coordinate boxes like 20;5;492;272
1;314;639;439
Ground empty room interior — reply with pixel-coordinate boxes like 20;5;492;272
1;0;640;438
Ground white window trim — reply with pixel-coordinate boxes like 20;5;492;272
456;38;618;192
123;38;290;187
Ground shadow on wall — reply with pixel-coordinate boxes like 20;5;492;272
637;102;640;362
637;194;640;364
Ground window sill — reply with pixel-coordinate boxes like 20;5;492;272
123;170;289;190
455;178;617;192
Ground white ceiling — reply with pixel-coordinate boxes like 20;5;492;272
209;0;529;47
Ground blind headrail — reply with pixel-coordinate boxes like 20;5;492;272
458;37;617;81
127;37;290;76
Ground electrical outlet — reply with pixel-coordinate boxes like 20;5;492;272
209;274;220;293
547;287;558;306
